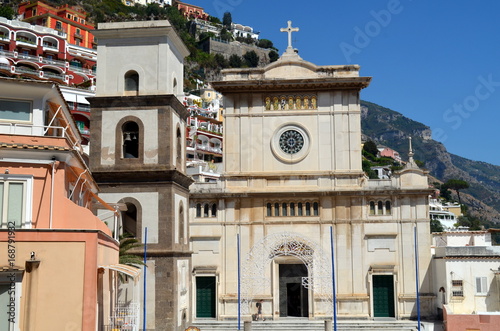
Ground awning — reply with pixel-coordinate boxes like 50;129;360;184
99;264;141;280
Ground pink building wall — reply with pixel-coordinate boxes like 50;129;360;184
444;306;500;331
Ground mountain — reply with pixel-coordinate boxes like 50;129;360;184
361;100;500;224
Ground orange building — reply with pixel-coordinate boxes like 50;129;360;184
18;0;96;49
0;77;137;330
175;1;210;21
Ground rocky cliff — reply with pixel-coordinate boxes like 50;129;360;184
361;100;500;224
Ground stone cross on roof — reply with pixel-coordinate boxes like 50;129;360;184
280;20;299;50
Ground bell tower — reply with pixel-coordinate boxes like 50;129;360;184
88;21;192;331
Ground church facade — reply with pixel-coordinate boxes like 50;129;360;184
88;20;436;330
189;27;435;321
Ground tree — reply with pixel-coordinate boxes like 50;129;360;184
362;160;378;179
222;11;232;29
228;54;243;68
362;140;379;159
443;179;470;205
430;219;444;233
243;50;259;67
457;215;482;231
119;233;145;281
220;28;232;42
209;16;221;24
214;53;229;68
257;39;274;49
0;6;15;20
269;50;279;63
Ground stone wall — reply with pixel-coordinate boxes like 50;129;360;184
202;38;272;66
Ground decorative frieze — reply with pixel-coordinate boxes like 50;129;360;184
265;94;317;110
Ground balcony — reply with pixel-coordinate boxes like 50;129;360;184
197;127;223;137
40;57;66;66
42;42;58;51
42;71;64;80
15;66;38;75
16;37;37;48
17;53;39;62
195;143;222;155
0;122;83;153
0;50;14;58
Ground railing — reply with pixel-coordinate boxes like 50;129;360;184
108;302;139;331
17;53;39;62
68;64;91;75
75;105;91;112
15;66;37;75
195;144;222;154
42;43;58;50
0;17;67;38
0;123;83;153
16;39;37;47
197;128;223;136
43;71;64;80
40;57;66;66
0;50;14;58
0;54;69;75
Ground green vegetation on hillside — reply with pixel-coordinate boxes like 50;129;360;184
361;100;500;225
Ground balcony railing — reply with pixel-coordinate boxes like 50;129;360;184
0;50;14;58
72;104;91;112
16;38;37;47
195;144;222;154
43;71;64;80
17;53;39;62
0;123;83;153
197;127;223;136
40;57;66;67
15;66;38;75
42;43;58;50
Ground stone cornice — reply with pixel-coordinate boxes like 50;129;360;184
92;170;194;189
190;188;434;199
87;94;189;120
211;77;371;93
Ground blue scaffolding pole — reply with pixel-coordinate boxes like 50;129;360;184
330;226;337;331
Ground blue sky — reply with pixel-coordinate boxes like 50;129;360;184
192;0;500;166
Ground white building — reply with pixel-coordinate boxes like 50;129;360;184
231;22;259;40
429;198;461;230
432;230;500;328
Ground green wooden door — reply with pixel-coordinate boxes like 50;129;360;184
373;275;395;318
196;277;216;318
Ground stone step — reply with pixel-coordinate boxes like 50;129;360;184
190;319;421;331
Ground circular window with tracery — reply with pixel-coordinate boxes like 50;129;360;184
271;125;310;163
279;129;304;154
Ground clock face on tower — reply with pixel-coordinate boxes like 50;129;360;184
279;129;304;154
271;124;310;163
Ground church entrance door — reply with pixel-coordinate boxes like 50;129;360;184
279;264;309;317
372;275;395;318
196;276;216;318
